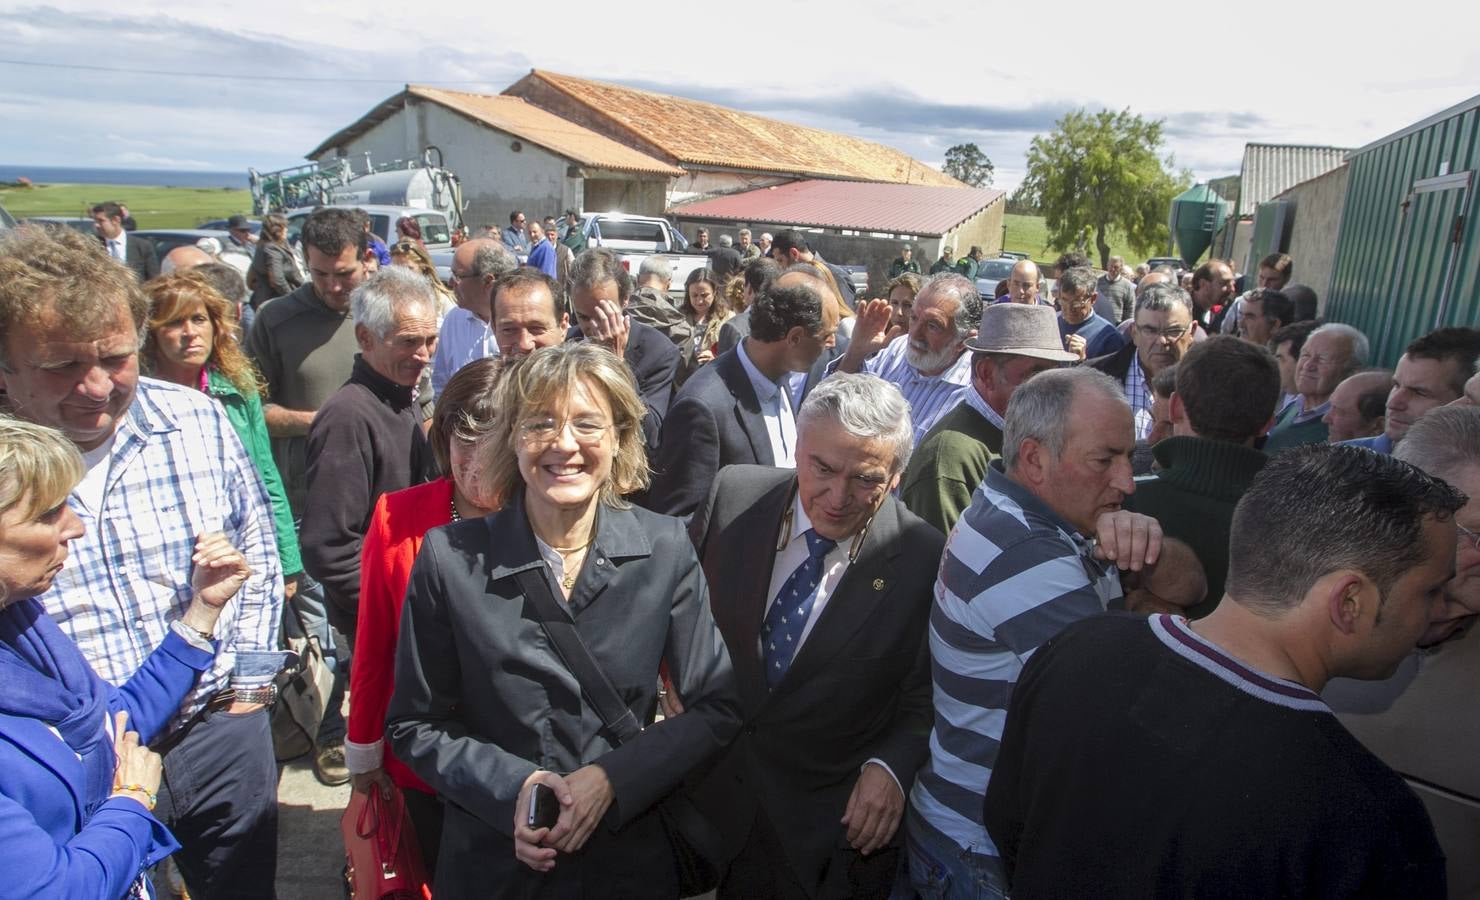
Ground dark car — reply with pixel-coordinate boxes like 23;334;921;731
198;218;262;235
20;216;95;233
131;228;237;269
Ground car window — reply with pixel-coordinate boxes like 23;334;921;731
416;214;450;245
596;219;665;242
371;215;391;240
980;261;1014;279
286;214;306;246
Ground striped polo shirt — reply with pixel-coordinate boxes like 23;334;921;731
909;462;1121;858
852;337;972;446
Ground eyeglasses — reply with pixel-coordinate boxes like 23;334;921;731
1458;524;1480;553
518;415;610;444
1136;324;1191;341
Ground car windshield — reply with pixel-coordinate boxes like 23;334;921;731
597;219;666;243
979;260;1015;279
416;214;450;245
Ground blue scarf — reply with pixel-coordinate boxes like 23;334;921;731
0;597;114;811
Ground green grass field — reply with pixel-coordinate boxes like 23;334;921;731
1001;212;1146;268
0;183;253;229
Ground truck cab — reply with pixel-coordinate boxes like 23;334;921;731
286;205;454;252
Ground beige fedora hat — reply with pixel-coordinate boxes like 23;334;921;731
964;303;1079;362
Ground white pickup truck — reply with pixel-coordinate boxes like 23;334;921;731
580;213;712;293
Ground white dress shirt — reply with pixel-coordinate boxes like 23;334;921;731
430;306;498;396
736;340;796;467
106;234;127;261
762;490;901;789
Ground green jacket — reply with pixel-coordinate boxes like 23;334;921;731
898;399;1004;535
208;368;302;577
1262;400;1330;454
1123;435;1268;618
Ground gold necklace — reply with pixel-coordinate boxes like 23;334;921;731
550;535;594;590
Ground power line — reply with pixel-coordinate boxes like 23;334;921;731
0;57;507;85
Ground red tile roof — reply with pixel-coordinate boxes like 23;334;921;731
510;70;964;187
670;180;1004;236
309;87;682;177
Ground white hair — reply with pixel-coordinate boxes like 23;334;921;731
1310;322;1371;369
1003;368;1127;470
350;265;436;340
637;255;672;282
797;373;914;473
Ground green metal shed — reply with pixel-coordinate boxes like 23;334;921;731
1327;94;1480;366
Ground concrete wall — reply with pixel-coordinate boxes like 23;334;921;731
315;99;671;229
1275;163;1350;309
941;198;1006;262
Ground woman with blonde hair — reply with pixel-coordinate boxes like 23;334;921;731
386;342;739;897
676;267;733;386
247;212;303;308
141;271;301;592
390;239;457;321
0;416;249;898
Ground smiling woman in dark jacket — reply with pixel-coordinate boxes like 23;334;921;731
386;342;740;898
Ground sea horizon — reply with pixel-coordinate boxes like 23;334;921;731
0;165;249;190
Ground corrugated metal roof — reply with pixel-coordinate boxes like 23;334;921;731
308;87;683;177
1237;143;1352;215
511;70;964;188
669;180;1004;236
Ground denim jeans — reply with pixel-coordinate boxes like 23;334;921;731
898;810;1008;900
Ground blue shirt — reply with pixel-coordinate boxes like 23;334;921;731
1059;313;1126;360
44;379;286;727
431;306;497;395
1340;433;1395;454
831;337;972;446
501;226;529;255
526;238;556;277
909;463;1120;857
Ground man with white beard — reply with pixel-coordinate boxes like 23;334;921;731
835;272;981;445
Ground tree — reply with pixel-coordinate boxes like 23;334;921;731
1019;109;1190;269
943;143;995;188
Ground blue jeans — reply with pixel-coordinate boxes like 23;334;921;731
898;810;1008;900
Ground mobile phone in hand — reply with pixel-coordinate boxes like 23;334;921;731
527;782;559;830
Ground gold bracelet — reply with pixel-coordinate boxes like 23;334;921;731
113;784;157;811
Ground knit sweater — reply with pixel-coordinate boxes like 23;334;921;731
1263;398;1331;453
300;355;437;635
1123;435;1268;617
898;400;1004;535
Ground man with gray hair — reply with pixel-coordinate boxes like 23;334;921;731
1090;283;1197;440
301;265;440;646
626;253;692;347
1329;405;1480;895
689;373;943;899
907;367;1203;897
836;272;982;444
1264;322;1369;452
737;227;761;261
431;237;516;394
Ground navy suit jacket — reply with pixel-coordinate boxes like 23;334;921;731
566;319;679;451
98;233;159;282
648;347;774;518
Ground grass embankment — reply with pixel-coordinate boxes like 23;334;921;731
0;183;253;229
1000;213;1147;268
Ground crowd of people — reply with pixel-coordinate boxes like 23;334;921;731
0;202;1476;900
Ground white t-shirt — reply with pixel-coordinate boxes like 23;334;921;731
72;434;116;515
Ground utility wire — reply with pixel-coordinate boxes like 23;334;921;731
0;57;506;85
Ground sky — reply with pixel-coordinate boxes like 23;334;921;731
4;0;1479;192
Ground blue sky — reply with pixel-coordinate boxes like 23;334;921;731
3;0;1478;190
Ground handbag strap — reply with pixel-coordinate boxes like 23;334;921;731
513;566;643;745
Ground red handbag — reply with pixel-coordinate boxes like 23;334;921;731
341;785;432;900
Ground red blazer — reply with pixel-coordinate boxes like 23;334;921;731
348;477;453;793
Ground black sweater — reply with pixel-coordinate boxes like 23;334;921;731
984;613;1446;899
301;355;436;635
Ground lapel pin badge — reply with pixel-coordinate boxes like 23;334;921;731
873;578;885;591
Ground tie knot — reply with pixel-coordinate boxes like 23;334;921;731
803;529;836;560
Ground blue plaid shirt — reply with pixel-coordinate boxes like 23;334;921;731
1124;351;1154;440
43;378;285;727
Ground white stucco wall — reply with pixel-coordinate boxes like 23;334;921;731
315;99;581;231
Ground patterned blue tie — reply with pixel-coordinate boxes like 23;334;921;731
762;529;836;689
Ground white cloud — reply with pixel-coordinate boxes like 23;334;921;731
3;0;1478;191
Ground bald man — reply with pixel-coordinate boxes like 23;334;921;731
1324;370;1393;443
431;238;516;393
999;259;1048;306
162;243;214;274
